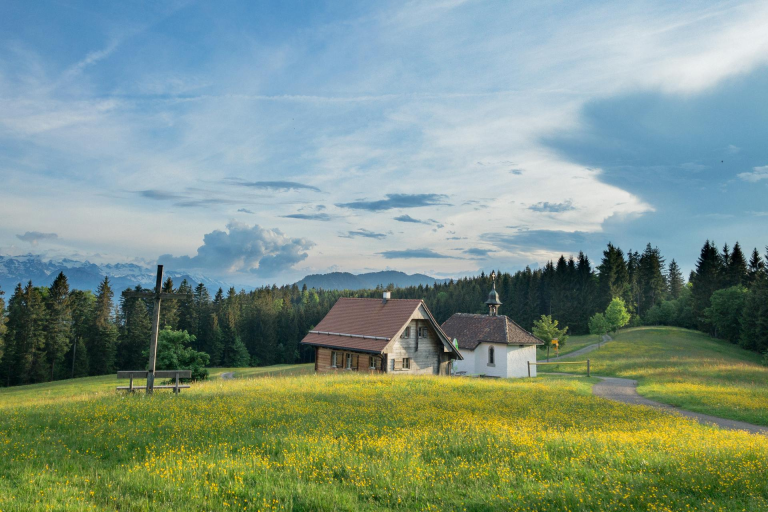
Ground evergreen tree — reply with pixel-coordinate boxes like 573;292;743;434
44;272;71;381
88;277;119;375
5;282;47;385
726;242;748;287
747;248;765;286
66;290;94;378
740;273;768;353
638;243;666;317
691;240;724;332
597;243;629;310
706;286;747;343
159;277;179;329
118;287;152;370
667;259;684;299
176;280;197;336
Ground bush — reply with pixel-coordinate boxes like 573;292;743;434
150;327;210;381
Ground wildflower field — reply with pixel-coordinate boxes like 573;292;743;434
548;327;768;426
2;371;768;511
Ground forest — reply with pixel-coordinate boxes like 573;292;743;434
0;239;766;387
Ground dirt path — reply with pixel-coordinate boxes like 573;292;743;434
547;335;611;362
221;372;235;380
593;376;768;436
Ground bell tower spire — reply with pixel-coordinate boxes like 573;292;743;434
485;270;502;316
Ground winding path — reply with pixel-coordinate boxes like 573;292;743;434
547;335;611;362
221;372;235;380
593;376;768;436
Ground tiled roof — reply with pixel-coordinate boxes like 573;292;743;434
441;313;544;350
300;298;422;352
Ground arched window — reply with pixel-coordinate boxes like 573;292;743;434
488;346;495;365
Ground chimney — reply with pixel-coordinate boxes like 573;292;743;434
382;291;391;304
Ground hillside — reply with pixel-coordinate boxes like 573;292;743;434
552;327;768;425
295;270;451;290
1;372;768;511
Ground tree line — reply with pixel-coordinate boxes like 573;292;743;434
0;239;766;386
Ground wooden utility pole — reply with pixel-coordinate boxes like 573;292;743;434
122;265;190;394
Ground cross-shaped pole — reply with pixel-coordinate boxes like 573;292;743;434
122;265;191;394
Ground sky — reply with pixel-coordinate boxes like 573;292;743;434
1;0;768;286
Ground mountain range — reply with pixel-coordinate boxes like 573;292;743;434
0;255;450;294
295;271;451;291
0;255;232;294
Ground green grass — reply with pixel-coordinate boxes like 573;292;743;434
536;333;606;359
208;364;315;380
549;326;768;426
1;372;768;511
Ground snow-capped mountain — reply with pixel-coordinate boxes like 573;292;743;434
0;255;237;294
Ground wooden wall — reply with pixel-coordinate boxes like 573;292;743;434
315;347;384;374
383;317;445;375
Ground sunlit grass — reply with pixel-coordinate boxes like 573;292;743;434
1;372;767;511
548;326;768;425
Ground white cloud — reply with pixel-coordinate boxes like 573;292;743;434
738;165;768;182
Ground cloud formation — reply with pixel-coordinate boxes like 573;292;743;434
378;248;453;259
337;194;448;211
225;179;321;192
16;231;58;245
158;222;313;276
341;229;387;239
238;208;254;214
738;165;768;182
282;213;332;221
464;248;495;258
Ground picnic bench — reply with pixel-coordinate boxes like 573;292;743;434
117;370;192;394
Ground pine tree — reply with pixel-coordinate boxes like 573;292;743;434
118;287;152;370
159;277;179;329
667;259;684;299
597;243;629;310
691;240;724;332
727;242;748;287
747;248;765;286
88;277;119;375
66;290;94;378
5;282;47;385
176;280;197;336
44;272;71;381
740;273;768;353
638;244;666;317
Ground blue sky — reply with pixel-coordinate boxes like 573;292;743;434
1;0;767;285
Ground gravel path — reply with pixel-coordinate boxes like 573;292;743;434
593;376;768;436
221;372;235;380
546;335;611;362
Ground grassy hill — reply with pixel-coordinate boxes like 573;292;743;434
1;368;768;510
549;327;768;425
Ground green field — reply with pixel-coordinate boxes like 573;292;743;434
2;368;768;510
537;332;605;359
549;326;768;426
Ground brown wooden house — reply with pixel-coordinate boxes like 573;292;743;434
301;292;462;374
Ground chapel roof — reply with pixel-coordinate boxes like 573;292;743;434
440;313;544;350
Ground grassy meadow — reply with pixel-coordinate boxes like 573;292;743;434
2;371;768;511
548;326;768;426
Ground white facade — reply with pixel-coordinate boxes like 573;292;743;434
454;343;537;378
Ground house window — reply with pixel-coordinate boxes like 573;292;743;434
418;327;429;338
369;356;376;369
403;358;411;370
346;353;352;369
488;346;495;365
331;351;339;367
400;327;411;339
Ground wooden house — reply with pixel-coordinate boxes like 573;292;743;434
301;292;462;374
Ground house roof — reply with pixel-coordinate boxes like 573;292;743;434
440;313;544;350
301;297;462;358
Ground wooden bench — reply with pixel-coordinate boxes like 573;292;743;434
117;370;192;394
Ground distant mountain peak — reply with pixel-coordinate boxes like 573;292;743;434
295;270;451;291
